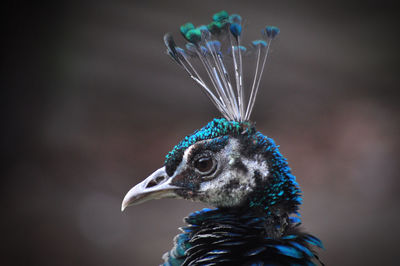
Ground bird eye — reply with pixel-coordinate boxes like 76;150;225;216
194;156;216;175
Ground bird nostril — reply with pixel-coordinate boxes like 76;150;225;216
146;180;157;188
146;176;166;188
155;175;165;183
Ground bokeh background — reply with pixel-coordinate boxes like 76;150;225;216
2;0;399;265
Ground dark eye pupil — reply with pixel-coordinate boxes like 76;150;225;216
195;157;213;173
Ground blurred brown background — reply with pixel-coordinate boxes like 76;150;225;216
2;0;399;265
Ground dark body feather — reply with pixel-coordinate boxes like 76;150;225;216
164;208;323;266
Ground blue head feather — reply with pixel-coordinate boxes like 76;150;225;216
164;118;253;175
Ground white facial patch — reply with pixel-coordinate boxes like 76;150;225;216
199;138;269;207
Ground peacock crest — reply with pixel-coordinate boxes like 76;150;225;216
164;10;279;122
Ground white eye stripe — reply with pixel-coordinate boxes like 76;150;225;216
183;145;195;162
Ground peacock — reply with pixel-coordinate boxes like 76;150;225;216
121;11;324;266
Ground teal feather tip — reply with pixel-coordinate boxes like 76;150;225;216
265;26;280;39
180;22;195;36
212;10;229;22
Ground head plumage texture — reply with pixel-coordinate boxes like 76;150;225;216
164;118;252;176
164;118;301;215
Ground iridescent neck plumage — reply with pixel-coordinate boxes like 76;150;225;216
163;208;324;266
164;10;280;122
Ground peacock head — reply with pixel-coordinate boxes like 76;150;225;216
122;11;301;215
121;118;301;215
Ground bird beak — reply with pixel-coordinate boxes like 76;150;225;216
121;166;181;211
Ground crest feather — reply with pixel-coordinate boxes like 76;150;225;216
164;11;279;122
